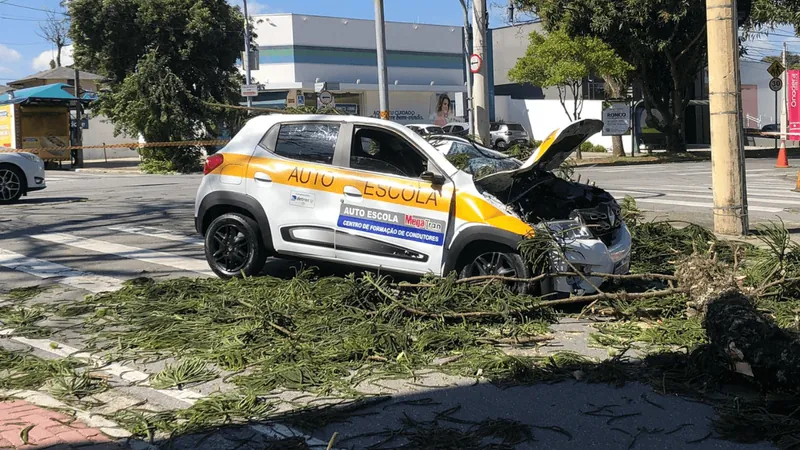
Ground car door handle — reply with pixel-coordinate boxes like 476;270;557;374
343;186;362;197
254;172;272;183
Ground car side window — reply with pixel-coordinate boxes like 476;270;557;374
272;123;339;165
350;127;429;179
490;124;500;131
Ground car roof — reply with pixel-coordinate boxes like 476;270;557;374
406;123;441;128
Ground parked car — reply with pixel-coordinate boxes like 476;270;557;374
442;122;469;137
0;152;46;204
195;115;630;295
490;122;530;150
406;124;445;137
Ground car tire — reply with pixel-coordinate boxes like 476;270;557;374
0;164;26;205
495;140;508;150
458;249;530;294
204;213;267;278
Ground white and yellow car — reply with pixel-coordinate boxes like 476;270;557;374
194;115;631;294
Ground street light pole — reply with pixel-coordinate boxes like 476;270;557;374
458;0;473;136
471;0;490;144
374;0;390;120
242;0;253;109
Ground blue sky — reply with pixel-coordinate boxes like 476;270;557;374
0;0;794;84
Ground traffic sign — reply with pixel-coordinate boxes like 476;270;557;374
469;54;482;73
240;84;258;97
770;77;783;92
318;90;334;105
768;60;786;79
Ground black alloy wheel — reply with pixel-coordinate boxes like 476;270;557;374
204;213;266;278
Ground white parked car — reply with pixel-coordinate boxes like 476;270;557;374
0;152;46;204
406;124;445;137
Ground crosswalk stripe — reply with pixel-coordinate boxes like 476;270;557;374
0;249;123;293
629;185;797;199
609;189;800;206
31;233;214;277
607;191;784;213
107;225;204;246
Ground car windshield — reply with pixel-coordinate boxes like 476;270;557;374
429;137;521;177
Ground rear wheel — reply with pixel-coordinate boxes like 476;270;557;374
459;249;530;294
204;213;267;278
0;165;25;204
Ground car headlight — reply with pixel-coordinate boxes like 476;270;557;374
19;153;41;163
539;220;593;241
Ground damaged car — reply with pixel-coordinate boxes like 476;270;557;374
195;115;630;295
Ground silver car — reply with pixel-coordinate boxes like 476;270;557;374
490;122;530;150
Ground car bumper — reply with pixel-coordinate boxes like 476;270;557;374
26;166;46;192
549;224;632;294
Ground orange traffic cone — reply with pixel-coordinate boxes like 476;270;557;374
777;140;790;168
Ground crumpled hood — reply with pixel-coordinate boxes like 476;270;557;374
474;119;604;194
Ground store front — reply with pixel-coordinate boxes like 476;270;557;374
244;13;467;125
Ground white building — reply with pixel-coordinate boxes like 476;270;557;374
247;13;467;124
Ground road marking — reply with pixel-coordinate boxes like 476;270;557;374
107;225;204;246
609;189;800;206
608;190;784;213
0;249;123;293
624;185;798;199
31;233;214;277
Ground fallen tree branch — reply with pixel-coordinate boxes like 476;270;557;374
475;335;555;345
396;272;677;289
366;276;688;320
754;277;800;297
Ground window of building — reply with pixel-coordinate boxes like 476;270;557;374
350;127;428;178
273;123;339;165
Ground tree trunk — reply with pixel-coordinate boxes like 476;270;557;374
704;291;800;390
612;136;625;157
664;120;686;152
56;45;62;67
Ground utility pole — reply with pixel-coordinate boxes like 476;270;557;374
242;0;253;109
73;68;83;168
374;0;390;120
458;0;473;136
782;42;788;151
706;0;747;235
472;0;490;144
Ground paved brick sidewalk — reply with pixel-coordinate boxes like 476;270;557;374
0;400;121;449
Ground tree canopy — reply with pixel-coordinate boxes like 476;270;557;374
69;0;248;172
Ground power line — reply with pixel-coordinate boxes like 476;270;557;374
0;2;66;15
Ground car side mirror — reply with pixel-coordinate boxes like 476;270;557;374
420;171;446;185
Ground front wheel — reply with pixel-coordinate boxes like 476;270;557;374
458;250;530;294
0;165;25;204
495;140;508;150
204;213;267;278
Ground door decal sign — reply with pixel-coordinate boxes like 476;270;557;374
338;205;445;246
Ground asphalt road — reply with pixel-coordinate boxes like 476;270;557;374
577;156;800;229
0;169;776;449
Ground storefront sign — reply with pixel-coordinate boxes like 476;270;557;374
240;84;258;97
788;70;800;141
372;110;424;122
602;102;631;136
0;106;12;148
336;103;358;115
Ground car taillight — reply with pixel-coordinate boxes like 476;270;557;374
204;154;224;175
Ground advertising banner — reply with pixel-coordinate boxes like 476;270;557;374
788;70;800;141
0;105;13;148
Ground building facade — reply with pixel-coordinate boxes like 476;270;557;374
247;13;467;124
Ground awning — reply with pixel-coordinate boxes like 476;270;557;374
0;83;96;106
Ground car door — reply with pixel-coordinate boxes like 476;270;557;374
333;124;454;275
245;121;348;259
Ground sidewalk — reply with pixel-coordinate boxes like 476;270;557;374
73;158;142;175
0;399;122;449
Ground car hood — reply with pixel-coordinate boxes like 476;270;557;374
474;119;604;193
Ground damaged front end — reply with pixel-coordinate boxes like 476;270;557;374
474;119;632;295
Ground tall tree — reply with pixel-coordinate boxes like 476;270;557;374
38;11;70;68
517;0;708;152
508;29;631;157
68;0;248;172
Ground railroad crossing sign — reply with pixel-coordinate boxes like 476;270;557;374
768;60;786;79
770;77;784;92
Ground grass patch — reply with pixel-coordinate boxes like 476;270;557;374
5;285;51;302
